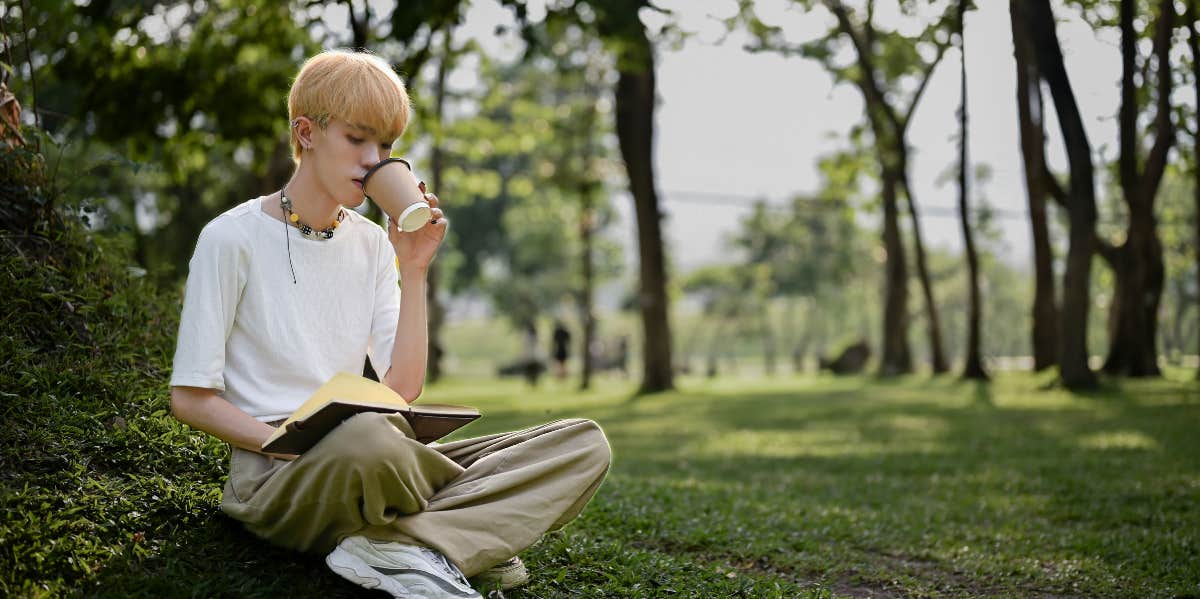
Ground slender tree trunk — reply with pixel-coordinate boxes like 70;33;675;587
578;193;596;390
615;30;673;393
783;296;801;372
577;95;598;391
880;168;913;375
824;0;954;376
1102;0;1174;377
1187;0;1200;380
1026;0;1098;389
958;0;987;380
346;0;370;50
762;303;777;375
900;170;949;373
1010;0;1059;371
425;28;452;382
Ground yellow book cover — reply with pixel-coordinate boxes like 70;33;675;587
261;372;479;454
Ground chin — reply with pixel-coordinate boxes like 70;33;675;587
343;195;367;209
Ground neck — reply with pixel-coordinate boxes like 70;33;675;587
283;163;343;227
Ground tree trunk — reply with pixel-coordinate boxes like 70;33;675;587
825;0;952;377
900;171;949;373
879;168;913;375
577;97;598;391
1010;0;1059;371
1187;0;1200;380
614;30;674;393
1026;0;1098;389
578;195;596;390
346;0;370;50
762;304;777;375
958;0;987;380
425;28;452;383
1101;0;1174;377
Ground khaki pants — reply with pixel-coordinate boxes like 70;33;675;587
220;413;611;576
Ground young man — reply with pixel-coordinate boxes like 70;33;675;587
169;50;611;599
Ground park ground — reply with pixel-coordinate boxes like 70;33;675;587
4;355;1198;597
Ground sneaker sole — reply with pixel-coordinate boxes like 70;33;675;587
474;564;530;591
325;546;481;599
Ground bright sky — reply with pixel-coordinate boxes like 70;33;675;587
382;0;1128;273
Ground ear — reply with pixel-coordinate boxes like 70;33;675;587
292;116;317;150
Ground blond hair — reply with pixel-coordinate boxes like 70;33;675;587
287;50;411;161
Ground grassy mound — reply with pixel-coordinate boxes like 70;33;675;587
0;222;351;597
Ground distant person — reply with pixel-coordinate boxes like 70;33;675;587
551;320;571;380
167;49;609;599
616;336;630;377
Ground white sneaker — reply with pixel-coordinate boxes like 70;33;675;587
473;556;530;591
325;535;482;599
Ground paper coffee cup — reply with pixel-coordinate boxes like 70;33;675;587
362;158;432;232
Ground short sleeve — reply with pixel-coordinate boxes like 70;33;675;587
169;223;247;391
366;236;400;378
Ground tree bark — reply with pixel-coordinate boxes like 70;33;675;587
1101;0;1175;377
900;170;949;373
424;29;452;383
578;191;596;390
1187;0;1200;380
825;0;917;375
345;0;371;50
1010;0;1059;372
615;29;674;393
1026;0;1098;389
879;168;913;375
577;95;598;391
762;304;777;375
958;0;987;380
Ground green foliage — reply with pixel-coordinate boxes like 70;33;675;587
6;0;319;282
431;29;623;327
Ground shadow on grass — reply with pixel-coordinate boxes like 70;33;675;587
466;374;1200;597
89;512;386;598
46;374;1200;598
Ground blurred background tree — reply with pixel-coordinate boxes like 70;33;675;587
4;0;1198;388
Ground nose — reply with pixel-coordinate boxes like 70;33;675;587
362;145;384;167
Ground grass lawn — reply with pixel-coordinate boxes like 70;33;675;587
6;364;1199;598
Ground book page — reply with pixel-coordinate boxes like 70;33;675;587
282;372;408;426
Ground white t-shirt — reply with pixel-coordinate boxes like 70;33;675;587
169;196;400;422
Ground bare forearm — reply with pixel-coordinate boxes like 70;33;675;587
170;386;294;459
383;268;428;401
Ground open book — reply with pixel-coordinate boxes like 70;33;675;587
261;372;480;454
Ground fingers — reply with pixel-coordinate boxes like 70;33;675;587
423;191;439;210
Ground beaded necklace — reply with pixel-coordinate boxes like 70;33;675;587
278;186;346;284
280;189;345;239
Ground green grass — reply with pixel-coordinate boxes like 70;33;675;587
5;231;1200;597
425;372;1200;598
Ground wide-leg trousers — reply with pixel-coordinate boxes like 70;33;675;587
219;413;611;576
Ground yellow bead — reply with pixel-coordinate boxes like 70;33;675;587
289;213;299;223
331;220;340;228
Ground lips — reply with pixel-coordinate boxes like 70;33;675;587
352;178;364;190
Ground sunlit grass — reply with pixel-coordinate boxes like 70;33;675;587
422;370;1200;597
5;362;1198;597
